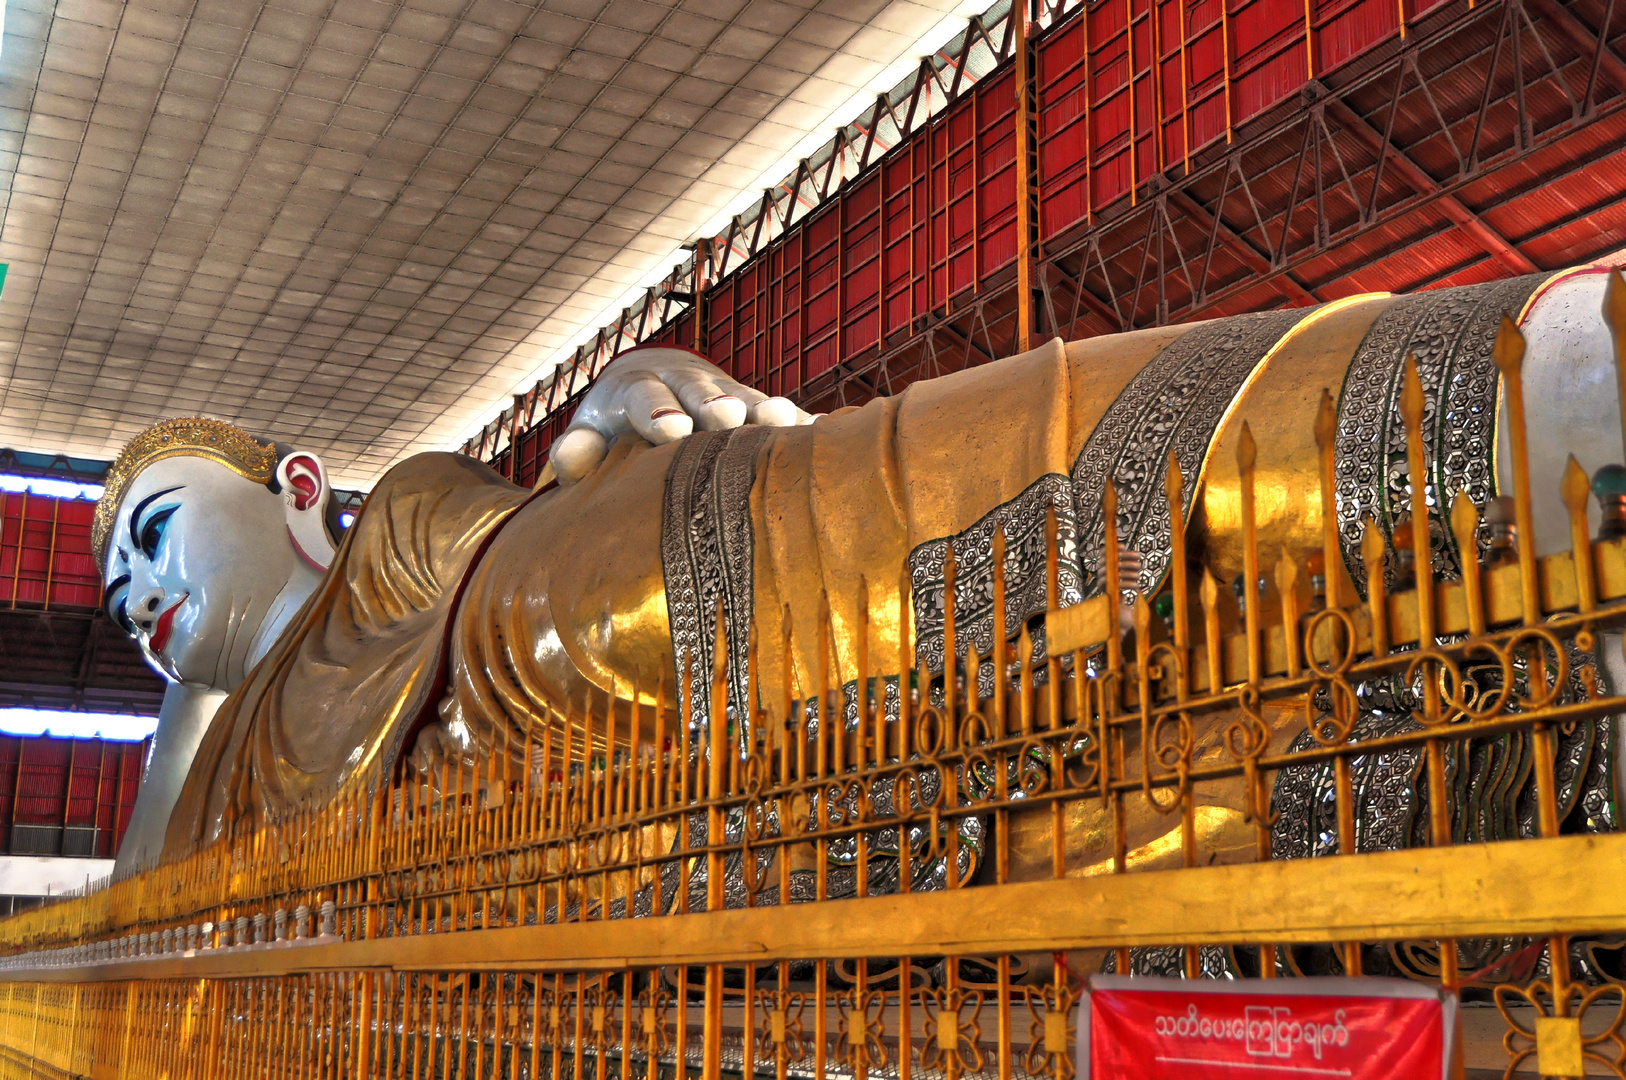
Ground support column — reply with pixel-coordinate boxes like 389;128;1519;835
1014;1;1040;352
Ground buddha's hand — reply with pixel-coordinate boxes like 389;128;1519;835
551;346;815;484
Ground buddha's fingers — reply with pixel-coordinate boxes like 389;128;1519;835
552;426;608;486
662;368;748;432
552;369;691;485
709;381;808;427
618;372;697;445
554;346;818;485
694;394;748;431
749;397;803;427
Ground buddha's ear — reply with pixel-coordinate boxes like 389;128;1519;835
276;451;336;572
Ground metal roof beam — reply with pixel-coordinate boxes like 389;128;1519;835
1041;258;1129;332
1165;189;1323;306
1524;0;1626;93
1323;98;1538;276
929;319;998;366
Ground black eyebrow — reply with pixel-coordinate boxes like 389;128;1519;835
128;486;183;551
102;573;130;612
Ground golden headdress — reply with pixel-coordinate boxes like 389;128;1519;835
93;418;280;568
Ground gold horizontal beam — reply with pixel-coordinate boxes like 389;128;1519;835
11;833;1626;982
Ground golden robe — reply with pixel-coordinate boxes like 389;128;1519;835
164;270;1561;864
165;454;531;851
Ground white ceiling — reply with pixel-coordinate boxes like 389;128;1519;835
0;0;976;486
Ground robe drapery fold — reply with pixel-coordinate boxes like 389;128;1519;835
164;453;529;851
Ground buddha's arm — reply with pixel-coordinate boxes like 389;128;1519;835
430;307;1397;766
423;325;1384;893
435;435;680;755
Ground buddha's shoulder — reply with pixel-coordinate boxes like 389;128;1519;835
369;451;523;498
346;452;530;560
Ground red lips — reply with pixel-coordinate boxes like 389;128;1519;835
149;594;187;656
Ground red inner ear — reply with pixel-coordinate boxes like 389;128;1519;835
284;455;322;511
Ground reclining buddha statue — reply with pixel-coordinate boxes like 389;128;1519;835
98;264;1626;899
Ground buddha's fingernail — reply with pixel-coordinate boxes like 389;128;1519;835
702;394;739;404
651;408;685;420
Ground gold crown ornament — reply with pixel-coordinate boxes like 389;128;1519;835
92;418;280;568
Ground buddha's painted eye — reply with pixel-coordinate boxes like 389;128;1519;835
139;506;177;561
127;486;183;560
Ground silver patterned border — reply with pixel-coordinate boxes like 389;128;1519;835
1071;308;1314;604
906;308;1308;678
1333;274;1545;589
660;425;772;729
907;472;1082;678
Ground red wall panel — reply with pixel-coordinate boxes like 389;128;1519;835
977;71;1019;280
0;493;102;611
842;176;883;361
881;150;924;340
0;735;148;860
1032;0;1408;242
802;204;842;381
1318;0;1399;68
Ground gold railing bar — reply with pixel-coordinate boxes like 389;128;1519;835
17;833;1626;978
1238;422;1262;687
1493;316;1541;628
1448;493;1485;636
1313;389;1346;609
1166;450;1190;658
1562;454;1597;613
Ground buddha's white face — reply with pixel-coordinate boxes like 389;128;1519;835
102;454;333;691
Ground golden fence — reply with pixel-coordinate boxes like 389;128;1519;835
3;313;1626;1078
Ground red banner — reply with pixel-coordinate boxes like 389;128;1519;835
1080;975;1456;1079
